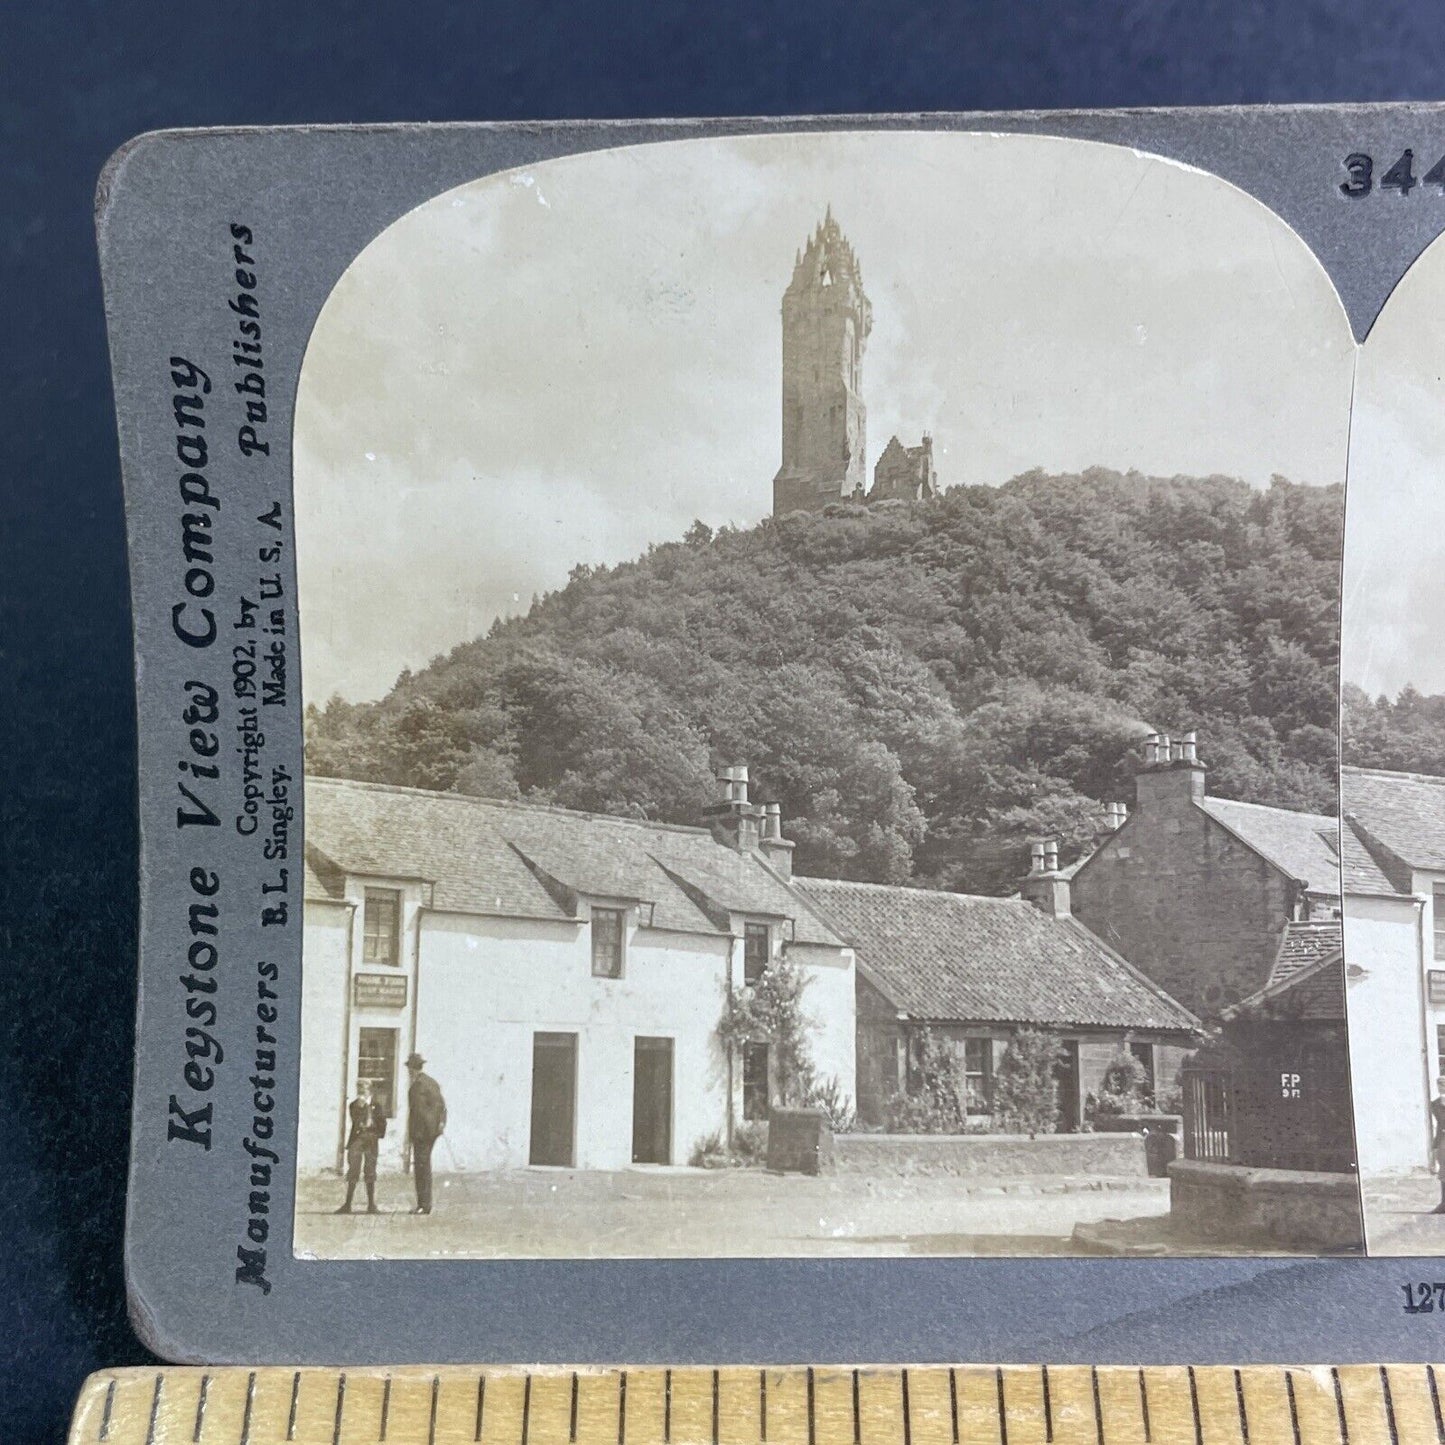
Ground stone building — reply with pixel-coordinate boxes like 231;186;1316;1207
869;434;938;503
799;863;1198;1131
771;211;937;515
1070;731;1342;1018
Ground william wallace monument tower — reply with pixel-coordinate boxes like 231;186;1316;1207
772;209;937;515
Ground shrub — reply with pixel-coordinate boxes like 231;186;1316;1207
804;1074;857;1133
718;956;819;1108
884;1028;968;1134
1085;1049;1151;1126
992;1028;1064;1136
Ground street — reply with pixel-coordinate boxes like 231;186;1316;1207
1364;1173;1445;1254
294;1166;1171;1259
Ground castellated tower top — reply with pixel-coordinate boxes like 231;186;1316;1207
772;209;874;515
785;207;873;338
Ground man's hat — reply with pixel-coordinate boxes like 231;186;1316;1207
405;1053;425;1069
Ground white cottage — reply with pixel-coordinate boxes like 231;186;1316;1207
1341;765;1445;1175
299;771;856;1175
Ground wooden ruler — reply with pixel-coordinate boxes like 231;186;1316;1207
67;1365;1445;1445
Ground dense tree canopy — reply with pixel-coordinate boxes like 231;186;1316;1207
307;469;1342;893
1344;683;1445;776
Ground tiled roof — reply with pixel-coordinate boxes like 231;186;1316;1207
796;878;1198;1033
1341;766;1445;889
1228;924;1346;1023
1194;796;1341;897
304;776;845;946
1268;919;1344;990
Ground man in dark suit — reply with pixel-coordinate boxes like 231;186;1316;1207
335;1077;386;1214
405;1052;447;1215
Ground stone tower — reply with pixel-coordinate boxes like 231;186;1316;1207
772;209;873;514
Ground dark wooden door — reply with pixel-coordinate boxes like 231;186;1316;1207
1054;1040;1081;1133
632;1037;673;1164
530;1032;577;1166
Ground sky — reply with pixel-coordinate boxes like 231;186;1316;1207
293;130;1356;703
1342;231;1445;700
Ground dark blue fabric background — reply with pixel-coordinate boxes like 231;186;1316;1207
2;2;1438;1437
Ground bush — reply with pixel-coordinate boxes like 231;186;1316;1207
1085;1049;1151;1126
688;1121;769;1169
884;1028;968;1134
718;958;818;1108
992;1028;1064;1136
804;1075;857;1133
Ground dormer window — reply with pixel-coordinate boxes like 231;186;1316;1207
743;922;770;985
362;888;401;967
591;906;626;979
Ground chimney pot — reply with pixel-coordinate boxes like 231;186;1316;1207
1182;730;1198;763
1043;840;1060;873
1144;731;1160;766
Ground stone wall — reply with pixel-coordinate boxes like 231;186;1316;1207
1168;1159;1364;1253
834;1131;1149;1178
1071;763;1294;1016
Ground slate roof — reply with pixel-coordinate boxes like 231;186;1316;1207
304;776;845;946
1340;766;1445;894
796;878;1198;1033
1194;796;1341;898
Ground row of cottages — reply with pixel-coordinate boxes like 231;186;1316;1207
298;756;1208;1175
1339;765;1445;1176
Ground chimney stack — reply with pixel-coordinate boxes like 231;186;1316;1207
704;764;765;854
1134;725;1207;810
1020;835;1071;918
759;800;795;879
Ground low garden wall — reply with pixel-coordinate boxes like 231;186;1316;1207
833;1131;1150;1178
1168;1160;1364;1253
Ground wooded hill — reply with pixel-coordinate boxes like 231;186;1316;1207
1344;683;1445;777
306;469;1343;895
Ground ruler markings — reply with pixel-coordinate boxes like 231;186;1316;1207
98;1369;114;1439
144;1374;162;1445
63;1365;1445;1445
193;1374;210;1444
1381;1367;1399;1445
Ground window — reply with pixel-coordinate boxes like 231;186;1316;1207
1434;886;1445;961
357;1027;398;1117
1437;1025;1445;1090
591;907;625;978
743;1042;770;1121
1129;1041;1157;1101
362;888;401;967
743;923;770;985
964;1038;993;1115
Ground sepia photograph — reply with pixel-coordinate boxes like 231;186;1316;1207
290;131;1361;1260
1340;223;1445;1254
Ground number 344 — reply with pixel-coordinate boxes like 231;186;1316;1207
1341;149;1445;197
